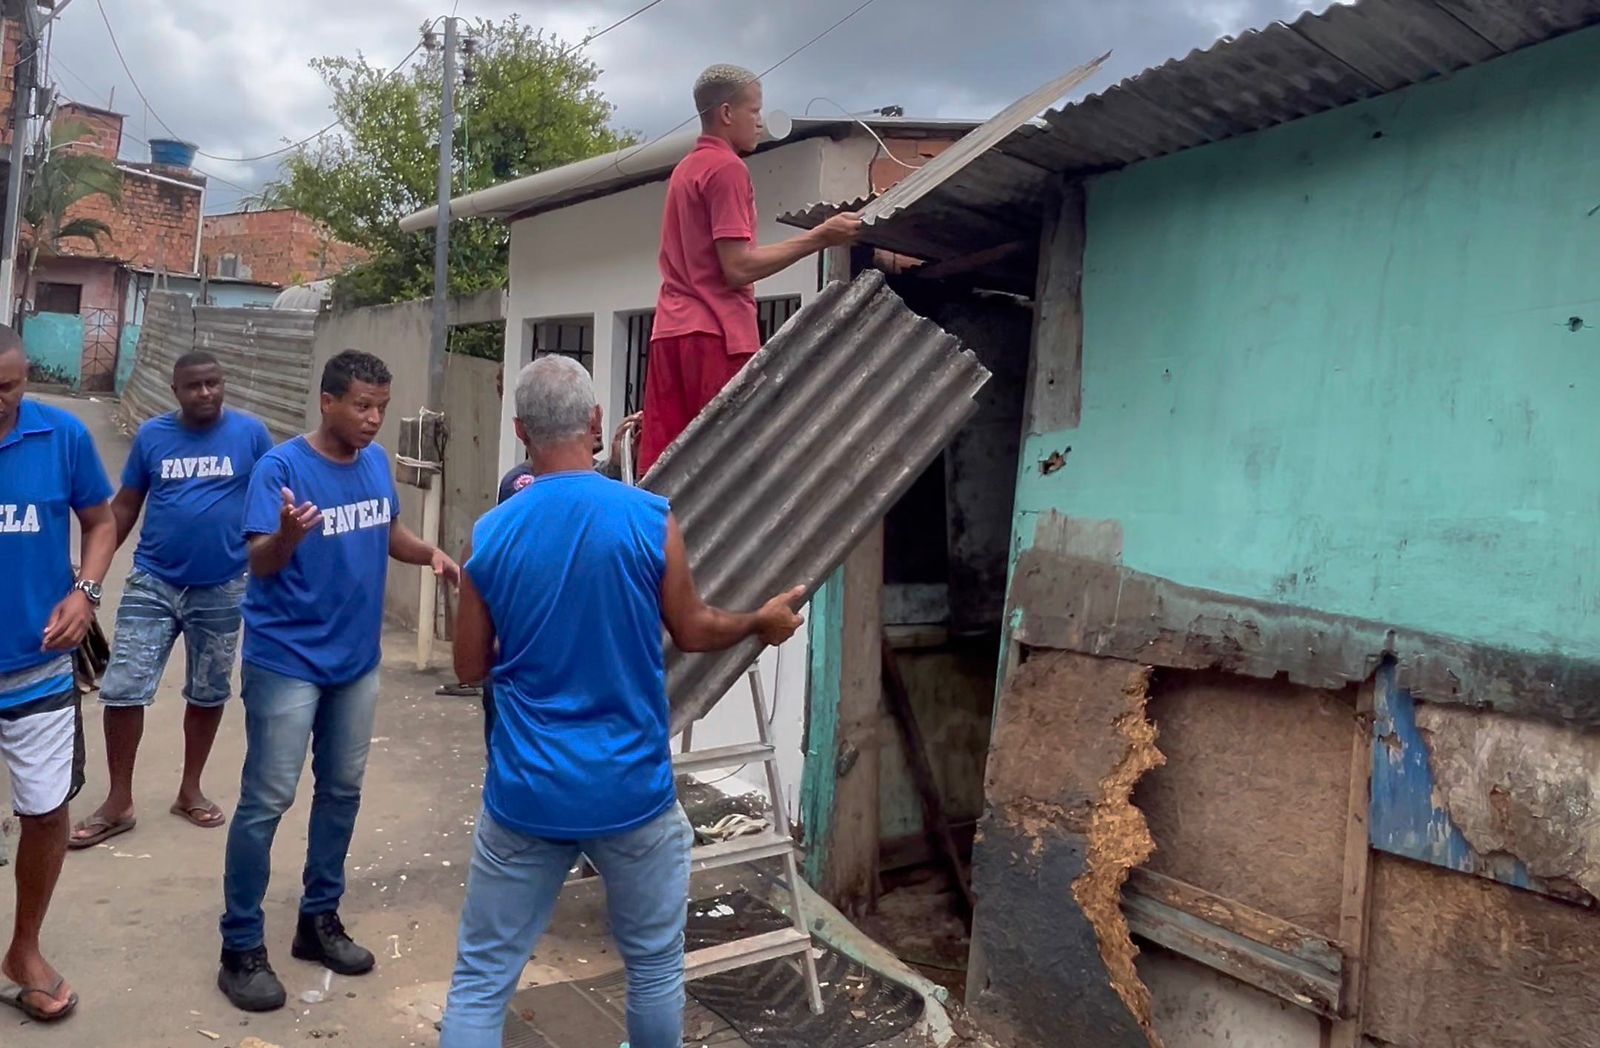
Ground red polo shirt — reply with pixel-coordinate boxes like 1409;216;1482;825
653;136;760;356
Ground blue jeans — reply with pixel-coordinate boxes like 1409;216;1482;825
219;663;381;951
440;804;693;1048
101;570;247;707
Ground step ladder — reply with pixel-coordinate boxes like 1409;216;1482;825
567;666;824;1014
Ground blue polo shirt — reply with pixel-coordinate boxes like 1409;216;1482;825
0;399;113;708
467;471;673;839
240;436;399;686
123;409;274;587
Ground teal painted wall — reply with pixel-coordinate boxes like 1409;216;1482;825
22;312;85;389
116;323;141;393
1014;27;1600;662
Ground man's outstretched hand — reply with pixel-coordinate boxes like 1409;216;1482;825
754;585;807;646
278;487;322;544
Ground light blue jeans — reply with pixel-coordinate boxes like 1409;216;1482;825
440;803;693;1048
219;663;381;951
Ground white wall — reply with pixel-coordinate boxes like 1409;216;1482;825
498;133;878;808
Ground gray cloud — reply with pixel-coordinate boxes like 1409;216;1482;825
47;0;1325;213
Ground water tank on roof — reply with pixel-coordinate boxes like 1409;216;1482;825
149;138;197;168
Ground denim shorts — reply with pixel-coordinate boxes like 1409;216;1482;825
100;569;247;709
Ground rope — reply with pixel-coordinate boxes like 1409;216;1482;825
395;405;445;472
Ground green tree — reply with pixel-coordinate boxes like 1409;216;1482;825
267;15;634;357
22;118;123;302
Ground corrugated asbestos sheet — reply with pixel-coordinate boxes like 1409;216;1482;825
784;0;1600;283
123;292;317;440
645;271;991;733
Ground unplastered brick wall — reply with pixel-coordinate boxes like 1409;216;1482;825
0;19;20;149
870;136;956;194
58;166;203;274
56;101;124;160
203;208;368;288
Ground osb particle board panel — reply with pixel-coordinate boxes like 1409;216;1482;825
1365;855;1600;1048
1133;671;1356;938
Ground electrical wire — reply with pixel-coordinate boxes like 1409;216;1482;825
93;0;424;165
804;95;924;170
562;0;884;195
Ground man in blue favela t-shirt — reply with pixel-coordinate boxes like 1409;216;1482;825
438;356;806;1048
0;329;117;1024
69;351;273;852
216;350;460;1013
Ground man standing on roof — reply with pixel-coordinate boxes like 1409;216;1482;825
70;351;273;851
0;327;116;1024
637;64;863;475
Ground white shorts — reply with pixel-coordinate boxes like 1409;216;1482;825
0;668;84;817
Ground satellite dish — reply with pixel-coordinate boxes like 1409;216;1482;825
763;109;794;142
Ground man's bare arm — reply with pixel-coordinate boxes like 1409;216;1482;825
110;486;146;550
390;521;461;587
42;502;116;651
453;540;495;684
715;213;862;288
659;514;804;653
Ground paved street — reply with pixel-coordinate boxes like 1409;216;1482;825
0;393;609;1046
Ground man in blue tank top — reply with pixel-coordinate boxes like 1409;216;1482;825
216;350;460;1013
438;356;805;1048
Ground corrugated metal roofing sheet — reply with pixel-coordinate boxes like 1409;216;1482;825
784;0;1600;284
123;292;317;441
644;270;992;733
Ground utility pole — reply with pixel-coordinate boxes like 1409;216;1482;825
0;1;40;325
426;15;457;410
414;16;464;670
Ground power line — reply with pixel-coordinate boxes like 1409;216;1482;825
93;0;423;165
564;0;883;195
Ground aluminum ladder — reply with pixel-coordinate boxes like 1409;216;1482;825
569;666;824;1014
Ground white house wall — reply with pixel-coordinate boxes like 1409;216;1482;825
499;134;874;809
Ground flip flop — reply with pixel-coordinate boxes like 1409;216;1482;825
67;815;136;850
0;976;79;1023
169;802;226;829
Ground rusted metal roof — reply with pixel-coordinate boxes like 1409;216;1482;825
645;270;991;733
784;0;1600;286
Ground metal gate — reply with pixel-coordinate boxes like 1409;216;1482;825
79;307;120;392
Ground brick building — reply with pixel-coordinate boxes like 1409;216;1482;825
22;100;207;390
202;208;366;289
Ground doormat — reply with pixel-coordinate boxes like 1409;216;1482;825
685;890;924;1048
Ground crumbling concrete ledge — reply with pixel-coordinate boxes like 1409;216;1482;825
1010;541;1600;730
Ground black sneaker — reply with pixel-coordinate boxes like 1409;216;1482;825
292;911;376;976
218;946;287;1012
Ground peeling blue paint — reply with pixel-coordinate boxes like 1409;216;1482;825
1369;662;1568;898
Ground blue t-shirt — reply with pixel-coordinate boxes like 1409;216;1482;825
240;436;399;686
467;471;673;839
0;400;113;707
124;409;274;587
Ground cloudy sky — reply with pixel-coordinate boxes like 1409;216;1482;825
46;0;1330;214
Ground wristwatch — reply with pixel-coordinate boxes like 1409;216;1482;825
74;579;103;607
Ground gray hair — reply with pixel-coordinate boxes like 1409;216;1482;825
515;355;596;447
694;64;758;116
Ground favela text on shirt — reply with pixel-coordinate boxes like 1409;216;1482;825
0;503;41;533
